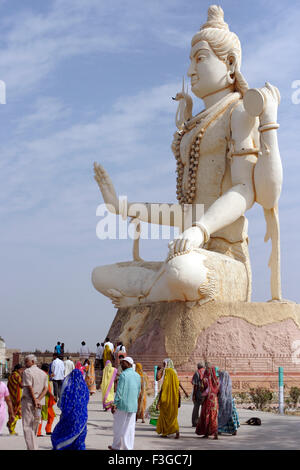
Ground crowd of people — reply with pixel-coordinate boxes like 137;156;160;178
0;338;240;450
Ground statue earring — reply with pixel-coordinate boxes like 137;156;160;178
227;70;235;84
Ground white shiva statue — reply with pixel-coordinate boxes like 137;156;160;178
92;5;283;308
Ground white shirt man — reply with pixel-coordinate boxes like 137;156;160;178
80;342;90;360
64;357;75;377
51;355;65;402
51;356;65;380
115;344;126;355
96;343;104;360
104;340;114;353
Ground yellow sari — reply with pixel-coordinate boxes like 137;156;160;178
156;368;179;436
101;360;117;410
103;345;113;366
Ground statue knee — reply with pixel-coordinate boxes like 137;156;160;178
165;251;207;296
91;267;102;291
91;266;113;293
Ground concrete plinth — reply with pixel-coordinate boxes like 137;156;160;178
107;300;300;373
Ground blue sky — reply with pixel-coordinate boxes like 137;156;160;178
0;0;299;352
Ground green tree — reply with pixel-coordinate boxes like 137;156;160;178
249;387;273;410
289;387;300;408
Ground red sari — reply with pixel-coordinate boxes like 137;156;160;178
196;367;220;437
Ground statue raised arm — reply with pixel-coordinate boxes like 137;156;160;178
94;163;120;215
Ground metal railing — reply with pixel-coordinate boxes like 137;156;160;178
10;351;300;375
127;354;300;374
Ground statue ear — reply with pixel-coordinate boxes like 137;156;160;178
227;50;239;83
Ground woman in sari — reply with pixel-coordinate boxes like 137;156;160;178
218;371;240;435
135;363;148;423
85;359;96;396
75;361;86;378
37;363;56;437
0;382;15;434
147;395;160;427
103;344;113;367
156;367;180;439
196;366;220;439
6;364;23;435
101;360;117;411
51;369;89;450
162;358;189;398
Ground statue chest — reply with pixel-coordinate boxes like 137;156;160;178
179;113;230;205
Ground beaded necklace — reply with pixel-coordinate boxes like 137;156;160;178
172;93;240;205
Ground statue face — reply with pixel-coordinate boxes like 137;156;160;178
188;40;228;99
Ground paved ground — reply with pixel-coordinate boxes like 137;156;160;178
1;391;300;450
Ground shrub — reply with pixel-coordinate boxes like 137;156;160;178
289;387;300;408
237;392;248;403
249;387;273;410
285;397;292;407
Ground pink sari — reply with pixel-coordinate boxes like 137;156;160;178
0;382;9;433
75;361;86;378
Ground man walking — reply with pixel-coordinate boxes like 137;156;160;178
104;337;114;353
51;353;65;402
21;355;48;450
64;356;75;377
95;342;103;370
79;341;90;362
54;342;61;355
191;361;205;427
109;357;141;450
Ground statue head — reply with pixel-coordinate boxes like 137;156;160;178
188;5;248;99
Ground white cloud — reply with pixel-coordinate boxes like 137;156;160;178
0;0;194;98
14;96;71;132
0;81;181;248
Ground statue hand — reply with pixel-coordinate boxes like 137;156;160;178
94;162;119;214
259;82;280;125
168;226;204;257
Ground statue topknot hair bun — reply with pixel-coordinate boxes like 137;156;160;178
201;5;229;31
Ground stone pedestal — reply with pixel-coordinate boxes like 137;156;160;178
107;300;300;373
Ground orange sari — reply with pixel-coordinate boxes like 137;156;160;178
85;360;96;394
7;370;22;434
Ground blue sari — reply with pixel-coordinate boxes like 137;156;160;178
218;371;240;434
218;371;233;430
51;369;89;450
